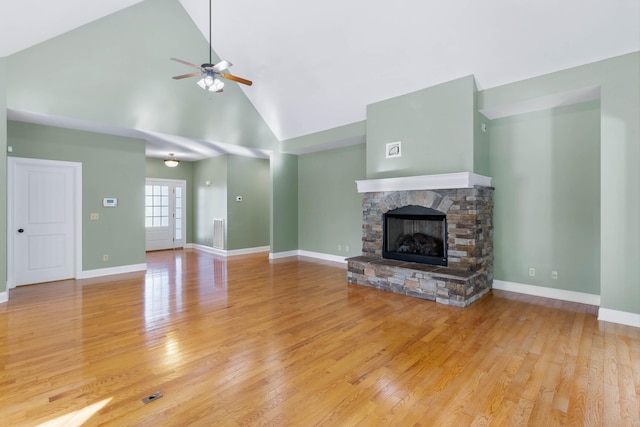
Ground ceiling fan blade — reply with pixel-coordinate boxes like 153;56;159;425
172;72;201;80
170;57;202;70
220;73;253;86
212;60;232;72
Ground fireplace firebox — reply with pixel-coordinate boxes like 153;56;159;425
383;205;447;266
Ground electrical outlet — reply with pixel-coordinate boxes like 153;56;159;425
551;271;558;280
103;254;109;262
528;268;535;277
90;213;99;220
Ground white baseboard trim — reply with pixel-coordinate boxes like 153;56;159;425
191;243;226;256
598;308;640;328
268;249;347;264
492;280;601;306
79;263;147;279
298;250;347;265
227;246;270;256
0;290;8;304
191;244;270;257
269;250;299;260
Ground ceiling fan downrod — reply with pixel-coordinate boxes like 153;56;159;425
169;0;253;90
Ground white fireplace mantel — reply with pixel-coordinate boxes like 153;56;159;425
355;172;492;193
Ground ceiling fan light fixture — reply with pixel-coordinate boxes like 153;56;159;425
212;78;224;91
203;73;215;86
197;75;224;92
164;153;180;167
171;0;252;91
196;77;207;90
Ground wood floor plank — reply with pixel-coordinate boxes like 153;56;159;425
586;325;606;426
0;249;637;426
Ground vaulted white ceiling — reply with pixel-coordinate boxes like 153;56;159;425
2;0;639;143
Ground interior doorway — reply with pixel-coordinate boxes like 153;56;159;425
8;157;82;287
145;178;186;251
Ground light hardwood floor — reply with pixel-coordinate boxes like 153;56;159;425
0;249;638;426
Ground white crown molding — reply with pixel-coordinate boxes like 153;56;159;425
356;172;492;193
78;263;147;279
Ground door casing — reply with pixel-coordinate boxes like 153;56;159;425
7;157;83;289
145;178;187;251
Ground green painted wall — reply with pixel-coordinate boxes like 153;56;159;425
298;144;365;257
3;0;635;317
191;155;270;251
480;52;640;315
599;56;640;314
227;156;270;250
474;106;491;176
0;57;7;294
145;157;195;244
193;156;227;248
5;0;300;261
490;101;600;294
271;152;298;254
366;75;476;179
6;0;278;152
281;121;366;154
7;121;146;271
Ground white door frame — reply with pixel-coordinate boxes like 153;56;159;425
145;178;187;251
7;157;83;290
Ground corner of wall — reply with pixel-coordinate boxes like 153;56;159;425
270;152;298;253
0;57;7;295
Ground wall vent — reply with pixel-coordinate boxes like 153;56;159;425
213;219;225;249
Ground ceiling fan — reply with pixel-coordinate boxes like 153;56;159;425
170;0;252;92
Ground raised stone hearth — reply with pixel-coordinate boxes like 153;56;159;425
347;173;494;307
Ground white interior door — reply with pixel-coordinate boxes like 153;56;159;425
145;179;186;251
10;158;79;286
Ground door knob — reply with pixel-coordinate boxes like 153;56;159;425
18;229;24;233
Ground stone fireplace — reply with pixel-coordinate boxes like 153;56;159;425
347;173;494;307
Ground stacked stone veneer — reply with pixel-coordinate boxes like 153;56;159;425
347;186;494;307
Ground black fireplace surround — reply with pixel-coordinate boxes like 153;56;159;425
382;205;447;266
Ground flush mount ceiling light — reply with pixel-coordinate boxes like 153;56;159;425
170;0;252;92
164;153;180;168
